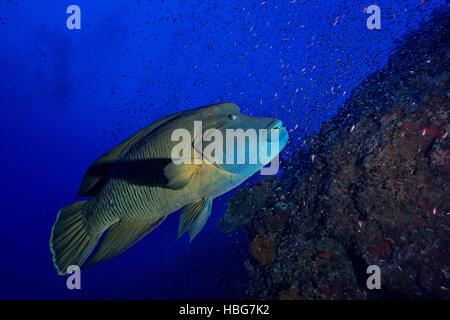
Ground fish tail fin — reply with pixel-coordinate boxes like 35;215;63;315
50;200;101;275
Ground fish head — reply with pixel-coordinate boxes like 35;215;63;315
195;103;289;176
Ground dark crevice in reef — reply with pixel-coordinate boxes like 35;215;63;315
219;8;450;300
345;245;368;289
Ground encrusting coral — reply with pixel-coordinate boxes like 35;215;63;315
220;9;450;300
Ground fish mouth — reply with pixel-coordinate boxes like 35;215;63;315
266;119;288;142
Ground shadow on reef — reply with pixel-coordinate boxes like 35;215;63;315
219;8;450;300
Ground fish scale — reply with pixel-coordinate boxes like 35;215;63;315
88;133;179;227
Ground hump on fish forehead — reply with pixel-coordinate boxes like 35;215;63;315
193;102;240;115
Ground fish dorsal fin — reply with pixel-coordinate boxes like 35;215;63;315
77;145;128;197
178;198;213;242
163;160;202;190
77;111;183;197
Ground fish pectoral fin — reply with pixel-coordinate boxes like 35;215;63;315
82;217;166;268
178;198;213;242
163;160;202;190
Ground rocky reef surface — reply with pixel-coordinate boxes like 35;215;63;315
219;10;449;300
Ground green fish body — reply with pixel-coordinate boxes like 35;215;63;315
50;103;288;275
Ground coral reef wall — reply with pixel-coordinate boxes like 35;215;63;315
219;9;449;300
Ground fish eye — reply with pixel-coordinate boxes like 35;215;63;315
229;114;237;120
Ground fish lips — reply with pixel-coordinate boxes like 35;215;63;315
266;120;289;145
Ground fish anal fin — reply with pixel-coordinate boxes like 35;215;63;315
178;198;213;242
83;217;166;268
163;161;202;190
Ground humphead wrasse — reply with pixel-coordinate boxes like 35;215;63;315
50;103;289;275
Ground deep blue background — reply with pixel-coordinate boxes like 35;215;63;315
0;0;446;299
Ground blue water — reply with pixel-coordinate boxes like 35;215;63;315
0;0;446;299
